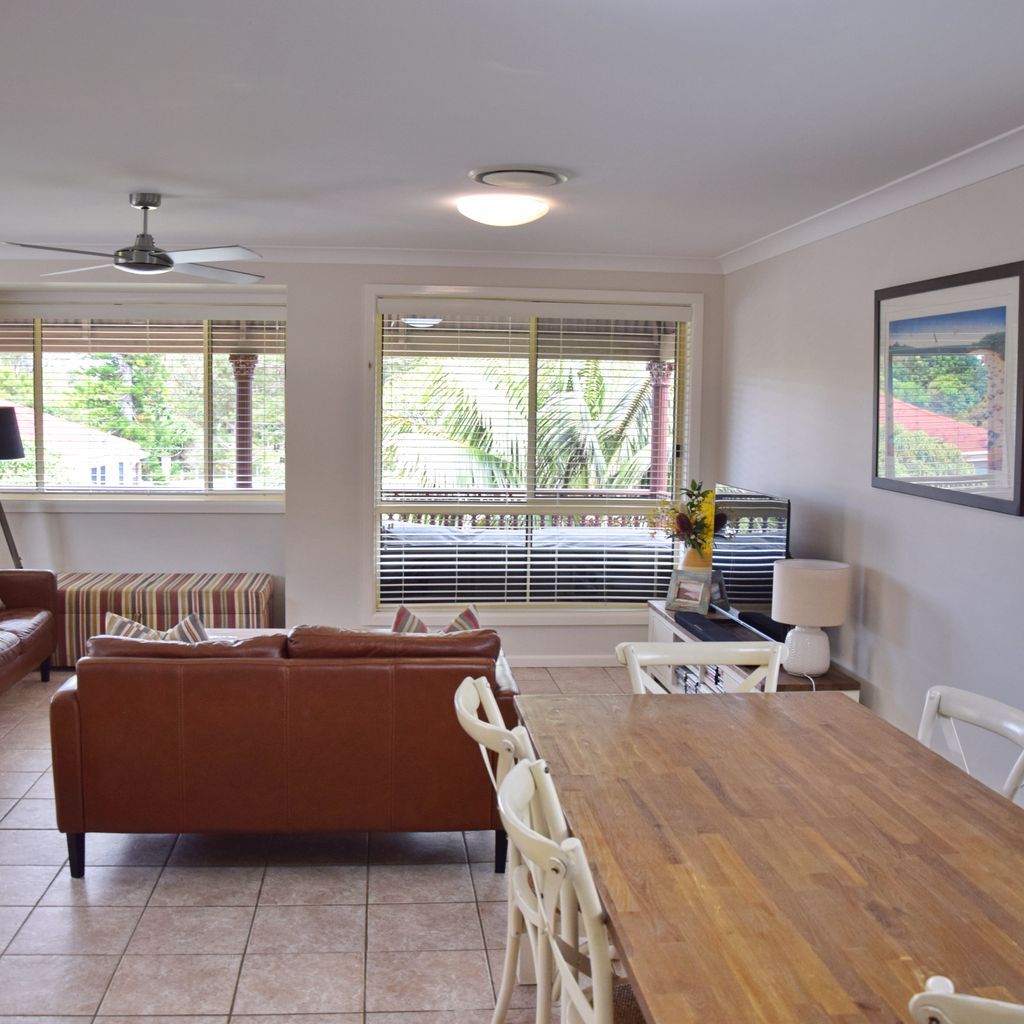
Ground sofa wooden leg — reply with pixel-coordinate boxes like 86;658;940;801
67;833;85;878
39;657;51;683
495;828;508;873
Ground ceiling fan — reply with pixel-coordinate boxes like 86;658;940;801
6;193;264;284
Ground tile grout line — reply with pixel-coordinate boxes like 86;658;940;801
88;830;178;1016
225;858;267;1019
362;843;370;1022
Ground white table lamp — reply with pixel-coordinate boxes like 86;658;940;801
771;559;850;676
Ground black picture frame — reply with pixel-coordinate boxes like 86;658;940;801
873;260;1024;515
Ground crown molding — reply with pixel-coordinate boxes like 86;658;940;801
249;245;722;275
719;124;1024;274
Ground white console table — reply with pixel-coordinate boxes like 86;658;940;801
647;600;861;700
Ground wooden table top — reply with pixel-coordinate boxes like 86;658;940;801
515;693;1024;1024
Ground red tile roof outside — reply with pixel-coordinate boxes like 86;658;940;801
882;395;988;454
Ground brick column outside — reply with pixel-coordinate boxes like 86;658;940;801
647;358;674;497
229;353;259;488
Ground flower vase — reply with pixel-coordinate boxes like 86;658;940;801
681;544;712;570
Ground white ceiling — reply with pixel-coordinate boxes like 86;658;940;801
3;0;1024;271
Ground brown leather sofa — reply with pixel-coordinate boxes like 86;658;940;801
50;626;513;876
0;570;57;697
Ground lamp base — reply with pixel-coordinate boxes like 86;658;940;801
782;625;830;676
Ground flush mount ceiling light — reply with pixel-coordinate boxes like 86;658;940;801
455;194;550;226
456;166;569;226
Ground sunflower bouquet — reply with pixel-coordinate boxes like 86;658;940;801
649;480;727;558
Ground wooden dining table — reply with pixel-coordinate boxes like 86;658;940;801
514;692;1024;1024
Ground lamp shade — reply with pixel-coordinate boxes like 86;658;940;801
0;407;24;461
772;559;850;627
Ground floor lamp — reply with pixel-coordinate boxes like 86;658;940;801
0;407;25;569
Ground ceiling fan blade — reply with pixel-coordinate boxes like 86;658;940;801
5;241;117;259
170;262;264;284
164;245;262;263
40;263;116;277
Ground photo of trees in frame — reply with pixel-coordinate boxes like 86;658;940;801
874;262;1023;515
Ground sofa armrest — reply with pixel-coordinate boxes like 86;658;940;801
0;570;57;614
50;677;84;834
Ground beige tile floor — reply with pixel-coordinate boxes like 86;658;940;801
0;666;628;1023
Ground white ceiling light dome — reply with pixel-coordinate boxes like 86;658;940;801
456;166;569;226
456;194;550;226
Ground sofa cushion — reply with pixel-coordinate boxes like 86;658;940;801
0;629;21;668
0;610;52;652
287;626;501;661
85;634;288;659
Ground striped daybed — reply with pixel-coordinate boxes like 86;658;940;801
56;571;274;667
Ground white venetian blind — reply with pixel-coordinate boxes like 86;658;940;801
381;313;530;499
0;314;286;494
377;299;688;606
0;320;37;488
41;320;206;490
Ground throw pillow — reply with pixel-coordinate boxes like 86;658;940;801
104;611;210;643
391;605;429;634
162;613;210;643
104;611;161;640
391;604;480;634
442;605;481;633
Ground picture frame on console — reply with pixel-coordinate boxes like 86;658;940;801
666;569;711;614
874;260;1024;515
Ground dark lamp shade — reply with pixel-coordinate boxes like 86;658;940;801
0;407;25;461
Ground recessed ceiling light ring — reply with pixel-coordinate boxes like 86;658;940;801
469;167;569;189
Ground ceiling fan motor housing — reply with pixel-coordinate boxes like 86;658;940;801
114;233;173;273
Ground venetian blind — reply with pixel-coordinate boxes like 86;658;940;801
0;316;286;493
377;298;689;606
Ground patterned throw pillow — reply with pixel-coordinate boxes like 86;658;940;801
391;604;480;634
442;605;481;633
391;605;429;634
104;611;210;643
162;613;210;643
104;612;161;640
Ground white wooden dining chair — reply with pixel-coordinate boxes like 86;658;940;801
454;676;540;1023
454;675;536;791
917;685;1024;803
615;639;783;695
909;975;1024;1022
498;757;645;1024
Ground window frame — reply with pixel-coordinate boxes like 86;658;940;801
0;285;286;504
370;285;704;611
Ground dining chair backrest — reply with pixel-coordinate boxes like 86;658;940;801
909;974;1024;1022
499;758;631;1024
615;640;783;695
917;685;1024;802
454;675;535;792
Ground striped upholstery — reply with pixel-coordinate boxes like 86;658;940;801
57;571;274;666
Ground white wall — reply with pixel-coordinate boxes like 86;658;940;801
0;260;722;662
721;165;1024;790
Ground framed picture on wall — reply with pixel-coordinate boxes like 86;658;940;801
874;261;1024;515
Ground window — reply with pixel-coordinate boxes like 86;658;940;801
0;317;285;493
376;297;693;607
